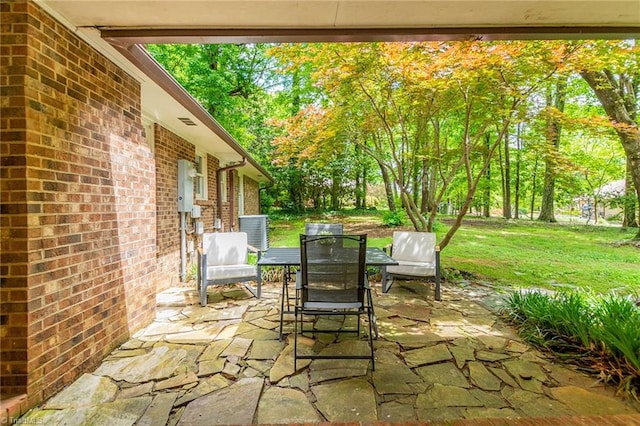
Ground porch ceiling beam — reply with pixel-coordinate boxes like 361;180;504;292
102;26;640;44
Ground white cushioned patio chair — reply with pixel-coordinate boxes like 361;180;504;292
383;231;441;300
197;232;261;306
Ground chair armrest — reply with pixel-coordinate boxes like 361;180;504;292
247;244;261;260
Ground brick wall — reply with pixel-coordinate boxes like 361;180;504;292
243;176;260;215
154;124;194;289
1;0;156;405
154;127;242;289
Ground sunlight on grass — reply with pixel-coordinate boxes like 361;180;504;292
267;211;639;294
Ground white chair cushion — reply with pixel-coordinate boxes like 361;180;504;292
392;231;436;263
206;264;256;280
203;232;248;266
387;261;436;277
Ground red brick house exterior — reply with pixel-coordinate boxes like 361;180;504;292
0;0;271;410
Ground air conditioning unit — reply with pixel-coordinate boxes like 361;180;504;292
239;215;269;251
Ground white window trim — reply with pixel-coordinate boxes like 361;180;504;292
195;151;207;200
220;170;228;202
238;174;244;215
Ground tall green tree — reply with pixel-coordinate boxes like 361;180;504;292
538;74;569;222
575;41;639;236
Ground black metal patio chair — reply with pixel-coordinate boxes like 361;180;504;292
294;233;375;370
279;223;345;338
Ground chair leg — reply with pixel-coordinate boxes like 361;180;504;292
367;306;375;371
279;270;288;340
367;288;379;339
279;295;285;340
285;266;291;309
383;274;395;293
293;305;299;371
200;281;207;307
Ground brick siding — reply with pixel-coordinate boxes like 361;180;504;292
1;0;156;405
1;0;264;410
154;124;194;289
154;126;244;289
243;176;260;215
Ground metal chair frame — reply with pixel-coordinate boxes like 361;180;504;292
294;233;375;371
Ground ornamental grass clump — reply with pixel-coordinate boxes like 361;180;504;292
503;289;640;399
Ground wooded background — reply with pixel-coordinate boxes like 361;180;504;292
148;40;640;245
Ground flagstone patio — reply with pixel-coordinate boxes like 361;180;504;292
19;279;640;425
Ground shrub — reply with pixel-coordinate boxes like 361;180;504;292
503;289;640;397
382;210;404;227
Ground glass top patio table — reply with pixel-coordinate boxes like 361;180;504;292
258;246;397;339
257;247;398;268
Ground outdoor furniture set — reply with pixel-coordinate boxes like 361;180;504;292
197;224;441;369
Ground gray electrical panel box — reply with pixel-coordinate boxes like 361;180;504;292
239;215;269;251
177;159;194;212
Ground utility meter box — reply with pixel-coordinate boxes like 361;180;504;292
195;221;204;235
177;159;194;212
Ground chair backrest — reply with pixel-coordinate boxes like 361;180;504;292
299;234;367;305
202;232;248;266
392;231;436;262
304;223;343;235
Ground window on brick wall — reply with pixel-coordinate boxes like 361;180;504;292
220;171;228;202
195;151;207;200
238;175;244;215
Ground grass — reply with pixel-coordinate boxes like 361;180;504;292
267;209;640;294
445;220;640;293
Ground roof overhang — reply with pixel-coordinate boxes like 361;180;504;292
37;3;275;184
34;0;640;38
110;41;274;183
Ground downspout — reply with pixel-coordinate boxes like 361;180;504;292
217;158;247;231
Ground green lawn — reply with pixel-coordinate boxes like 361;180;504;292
267;210;640;294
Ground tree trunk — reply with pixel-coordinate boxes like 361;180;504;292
354;145;363;209
582;70;640;239
361;160;368;209
530;156;539;220
503;125;512;219
420;158;429;214
330;172;341;210
514;123;522;219
624;162;638;228
377;159;396;212
483;133;491;217
538;75;568;223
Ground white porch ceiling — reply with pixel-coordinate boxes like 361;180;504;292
36;0;640;29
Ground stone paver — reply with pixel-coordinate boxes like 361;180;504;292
19;280;640;425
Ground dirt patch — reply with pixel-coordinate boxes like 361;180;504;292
343;222;413;239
